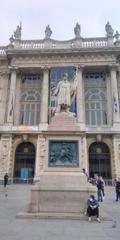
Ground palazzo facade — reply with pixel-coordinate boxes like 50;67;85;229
0;22;120;180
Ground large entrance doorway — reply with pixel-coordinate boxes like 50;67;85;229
89;142;111;179
14;142;35;180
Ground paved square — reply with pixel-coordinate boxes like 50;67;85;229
0;185;120;240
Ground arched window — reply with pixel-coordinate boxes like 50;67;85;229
85;89;107;125
89;142;111;179
19;91;40;125
14;142;35;179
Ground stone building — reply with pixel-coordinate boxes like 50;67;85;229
0;22;120;181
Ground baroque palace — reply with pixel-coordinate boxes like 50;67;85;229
0;22;120;181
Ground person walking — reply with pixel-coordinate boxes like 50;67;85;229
4;173;9;188
115;178;120;201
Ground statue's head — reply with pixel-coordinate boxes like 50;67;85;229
63;73;68;81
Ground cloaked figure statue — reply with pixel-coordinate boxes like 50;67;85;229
105;21;114;37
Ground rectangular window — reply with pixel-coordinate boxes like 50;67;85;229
22;75;41;86
19;112;24;125
97;111;101;125
91;111;96;125
25;111;29;125
86;111;89;124
30;111;35;125
103;111;107;124
84;72;107;126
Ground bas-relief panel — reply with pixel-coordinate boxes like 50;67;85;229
48;140;79;167
112;137;120;177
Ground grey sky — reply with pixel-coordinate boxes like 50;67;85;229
0;0;120;45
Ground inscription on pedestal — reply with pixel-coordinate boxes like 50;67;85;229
49;140;79;167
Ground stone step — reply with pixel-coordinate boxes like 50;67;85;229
17;209;112;221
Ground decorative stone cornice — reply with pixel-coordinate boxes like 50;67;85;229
8;53;116;69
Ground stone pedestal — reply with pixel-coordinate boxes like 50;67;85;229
18;112;96;219
28;172;96;216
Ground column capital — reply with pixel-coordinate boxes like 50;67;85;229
109;64;119;71
8;66;18;74
41;66;51;71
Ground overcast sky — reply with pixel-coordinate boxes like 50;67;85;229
0;0;120;45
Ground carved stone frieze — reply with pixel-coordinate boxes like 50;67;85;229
35;135;46;177
0;134;12;176
112;136;120;177
9;53;117;68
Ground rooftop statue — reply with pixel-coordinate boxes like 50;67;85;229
9;35;14;44
45;25;52;39
105;21;114;37
14;23;22;40
74;22;81;38
114;31;120;41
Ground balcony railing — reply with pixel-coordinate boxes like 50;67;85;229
0;36;118;56
20;40;45;49
19;37;108;49
82;37;108;47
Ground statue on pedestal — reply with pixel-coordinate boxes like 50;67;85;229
74;22;81;38
45;25;52;39
105;21;114;37
14;23;22;39
53;71;77;113
9;35;14;44
114;31;120;41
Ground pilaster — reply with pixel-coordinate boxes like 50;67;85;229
34;135;46;180
39;68;49;130
106;72;112;125
112;136;120;178
0;134;12;177
7;68;17;125
76;66;85;129
110;66;120;127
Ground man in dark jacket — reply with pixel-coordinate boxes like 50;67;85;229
87;195;101;222
4;173;9;188
115;178;120;201
96;176;104;202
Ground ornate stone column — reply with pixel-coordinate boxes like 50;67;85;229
7;69;17;125
110;66;120;125
39;68;49;130
76;66;85;129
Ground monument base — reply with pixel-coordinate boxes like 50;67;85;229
28;172;96;215
17;172;111;220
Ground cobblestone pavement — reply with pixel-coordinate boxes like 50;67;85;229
0;184;120;240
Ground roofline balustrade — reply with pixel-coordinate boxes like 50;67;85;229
1;35;120;55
